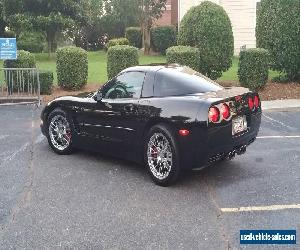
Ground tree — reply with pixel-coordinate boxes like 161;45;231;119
0;0;6;37
3;0;89;57
137;0;167;55
34;13;75;56
178;1;234;79
104;0;139;36
6;14;31;38
256;0;300;81
74;0;106;50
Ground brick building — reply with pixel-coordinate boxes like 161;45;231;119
155;0;178;26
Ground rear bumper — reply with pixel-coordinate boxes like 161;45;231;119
180;112;261;168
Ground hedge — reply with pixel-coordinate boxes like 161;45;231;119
106;38;129;50
238;48;269;90
166;46;199;71
151;26;177;54
107;45;139;79
256;0;300;81
177;1;234;80
56;46;88;90
4;50;36;68
125;27;142;48
39;71;54;95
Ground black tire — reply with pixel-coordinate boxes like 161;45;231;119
46;108;74;155
144;124;181;186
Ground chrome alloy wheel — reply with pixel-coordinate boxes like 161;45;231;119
147;132;173;180
49;115;71;151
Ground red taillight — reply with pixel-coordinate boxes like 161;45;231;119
220;103;230;120
254;95;260;108
248;97;254;110
179;129;190;136
209;106;220;123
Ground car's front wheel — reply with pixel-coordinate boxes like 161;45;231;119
145;125;181;186
47;108;73;155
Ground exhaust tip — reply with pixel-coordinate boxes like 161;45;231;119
237;146;247;155
227;150;236;160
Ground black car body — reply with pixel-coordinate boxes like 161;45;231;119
41;65;261;186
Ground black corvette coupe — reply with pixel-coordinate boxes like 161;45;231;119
41;65;261;186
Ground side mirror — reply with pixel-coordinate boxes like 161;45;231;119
94;92;103;102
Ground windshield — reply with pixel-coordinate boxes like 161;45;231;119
154;66;223;97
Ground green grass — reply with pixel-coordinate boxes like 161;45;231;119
219;57;239;81
1;51;279;85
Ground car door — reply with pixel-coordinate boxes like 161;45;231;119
76;71;146;150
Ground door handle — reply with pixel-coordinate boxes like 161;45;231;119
124;104;134;112
72;106;83;112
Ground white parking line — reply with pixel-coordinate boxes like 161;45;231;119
0;142;30;167
221;204;300;213
0;134;45;167
257;135;300;139
262;113;295;129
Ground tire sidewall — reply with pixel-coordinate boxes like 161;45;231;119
144;124;180;186
47;108;74;155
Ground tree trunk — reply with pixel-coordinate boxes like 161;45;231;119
47;37;52;59
46;30;55;59
144;26;151;55
143;3;151;55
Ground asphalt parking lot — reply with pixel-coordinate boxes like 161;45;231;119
0;105;299;249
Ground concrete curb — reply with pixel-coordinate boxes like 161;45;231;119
262;99;300;111
0;101;39;106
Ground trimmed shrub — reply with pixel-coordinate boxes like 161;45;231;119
3;50;36;68
177;1;234;79
238;48;269;90
256;0;300;81
125;27;142;48
166;46;199;71
18;32;45;53
107;45;139;79
151;26;177;54
56;46;88;90
39;71;54;95
106;38;129;50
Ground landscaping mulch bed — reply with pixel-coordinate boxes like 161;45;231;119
257;82;300;101
42;82;300;104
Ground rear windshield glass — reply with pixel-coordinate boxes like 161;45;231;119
154;67;223;97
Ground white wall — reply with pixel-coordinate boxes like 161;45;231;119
178;0;257;55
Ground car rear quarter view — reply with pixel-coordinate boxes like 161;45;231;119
41;65;262;186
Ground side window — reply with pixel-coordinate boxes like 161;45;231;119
102;71;146;99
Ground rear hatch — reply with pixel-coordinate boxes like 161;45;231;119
197;87;262;159
203;87;261;136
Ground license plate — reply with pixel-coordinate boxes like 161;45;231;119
232;116;247;135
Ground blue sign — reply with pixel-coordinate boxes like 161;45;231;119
0;38;17;60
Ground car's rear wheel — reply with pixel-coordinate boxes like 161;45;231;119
145;125;181;186
47;108;73;155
